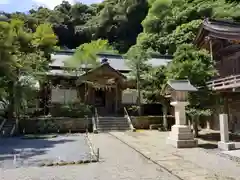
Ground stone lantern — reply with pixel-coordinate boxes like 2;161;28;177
163;80;198;148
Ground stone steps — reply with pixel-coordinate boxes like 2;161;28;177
97;117;130;132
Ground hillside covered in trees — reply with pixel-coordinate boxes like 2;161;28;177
1;0;148;53
2;0;240;54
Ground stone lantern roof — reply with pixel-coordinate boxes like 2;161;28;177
163;80;197;98
167;80;198;91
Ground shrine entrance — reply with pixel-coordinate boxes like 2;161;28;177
77;63;127;115
95;89;106;107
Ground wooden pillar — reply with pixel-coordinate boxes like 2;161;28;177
209;37;213;62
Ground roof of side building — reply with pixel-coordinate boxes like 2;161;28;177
50;50;173;72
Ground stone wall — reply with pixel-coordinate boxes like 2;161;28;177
19;117;92;134
131;116;175;129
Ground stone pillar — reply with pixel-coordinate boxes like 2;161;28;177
167;101;198;148
115;84;118;113
218;114;235;151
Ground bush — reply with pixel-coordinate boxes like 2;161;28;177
50;103;92;118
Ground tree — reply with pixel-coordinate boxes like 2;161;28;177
125;45;150;115
0;19;57;132
186;108;212;137
83;0;149;53
166;44;216;135
67;39;116;69
137;0;240;55
32;23;58;61
166;44;216;87
142;65;170;130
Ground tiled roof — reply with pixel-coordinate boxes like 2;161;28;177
50;51;173;72
50;53;73;67
195;18;240;46
45;69;83;77
97;53;131;71
167;80;197;91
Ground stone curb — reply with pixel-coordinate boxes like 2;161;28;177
86;133;99;160
39;159;98;167
109;132;183;180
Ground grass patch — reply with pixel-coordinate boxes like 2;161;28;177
22;134;58;139
135;129;145;132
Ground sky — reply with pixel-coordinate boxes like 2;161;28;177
0;0;102;12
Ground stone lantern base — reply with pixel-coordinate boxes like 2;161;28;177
167;125;198;148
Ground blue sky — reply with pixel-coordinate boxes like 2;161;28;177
0;0;102;13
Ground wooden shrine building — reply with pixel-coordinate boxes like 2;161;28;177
41;50;172;116
195;18;240;132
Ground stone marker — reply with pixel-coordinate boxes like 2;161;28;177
218;114;235;151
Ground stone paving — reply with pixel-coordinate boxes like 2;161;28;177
0;134;91;169
223;149;240;159
0;133;179;180
110;131;240;180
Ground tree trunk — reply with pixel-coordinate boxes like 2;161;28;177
193;116;199;138
136;63;141;116
7;80;15;120
162;103;168;131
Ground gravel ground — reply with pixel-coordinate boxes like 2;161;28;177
0;134;91;169
110;131;240;180
0;133;179;180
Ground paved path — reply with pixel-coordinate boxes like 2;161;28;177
110;131;240;180
223;149;240;159
0;133;179;180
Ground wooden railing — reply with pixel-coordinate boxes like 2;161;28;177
207;74;240;90
124;107;136;132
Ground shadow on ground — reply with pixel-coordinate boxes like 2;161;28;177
198;143;218;149
199;132;240;143
0;134;92;168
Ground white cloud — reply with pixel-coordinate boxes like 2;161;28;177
0;0;10;4
32;0;75;9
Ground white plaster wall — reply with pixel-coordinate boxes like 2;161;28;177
51;88;78;104
122;89;145;104
122;89;138;104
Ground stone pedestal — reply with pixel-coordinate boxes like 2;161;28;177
218;114;235;151
167;101;197;148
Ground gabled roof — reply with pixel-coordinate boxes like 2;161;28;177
195;18;240;47
79;62;127;80
167;80;197;91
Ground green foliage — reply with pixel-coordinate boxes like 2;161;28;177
50;103;92;118
83;0;149;53
126;45;150;78
138;0;240;54
186;108;212;118
166;44;216;87
166;44;216;109
142;66;167;103
2;0;148;53
126;45;150;115
0;19;57;119
33;23;58;52
66;39;116;69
